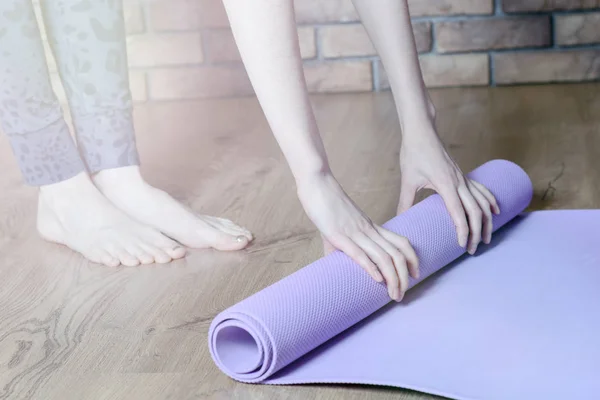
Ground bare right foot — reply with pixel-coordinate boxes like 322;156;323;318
37;172;186;266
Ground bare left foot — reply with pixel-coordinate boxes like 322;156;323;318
93;166;253;251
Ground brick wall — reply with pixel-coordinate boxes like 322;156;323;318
35;0;600;101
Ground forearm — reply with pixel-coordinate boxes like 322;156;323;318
222;0;330;182
352;0;433;134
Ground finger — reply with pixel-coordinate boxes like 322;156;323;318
367;228;410;295
353;233;401;301
321;234;337;256
437;185;469;248
470;179;500;215
467;181;493;245
397;182;418;214
458;184;483;255
328;235;383;283
376;226;419;280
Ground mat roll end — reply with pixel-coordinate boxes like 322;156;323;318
209;313;277;383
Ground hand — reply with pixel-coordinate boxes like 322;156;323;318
398;123;500;254
297;172;419;302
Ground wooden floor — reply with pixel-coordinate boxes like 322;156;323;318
1;83;599;400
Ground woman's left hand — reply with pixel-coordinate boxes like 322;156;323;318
398;122;500;255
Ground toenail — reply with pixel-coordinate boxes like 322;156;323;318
236;235;245;243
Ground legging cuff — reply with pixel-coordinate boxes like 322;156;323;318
73;108;140;174
7;119;86;186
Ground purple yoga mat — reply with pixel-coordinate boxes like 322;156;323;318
209;160;600;398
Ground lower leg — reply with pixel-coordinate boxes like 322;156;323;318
41;0;253;250
0;0;186;266
40;0;138;173
0;0;84;185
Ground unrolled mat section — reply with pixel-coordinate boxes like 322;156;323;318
209;159;533;384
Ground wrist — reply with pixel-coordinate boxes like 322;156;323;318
400;115;438;143
292;158;333;187
400;125;447;161
391;82;436;132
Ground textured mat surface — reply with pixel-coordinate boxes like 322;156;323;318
209;160;600;399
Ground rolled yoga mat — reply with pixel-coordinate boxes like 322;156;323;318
209;160;600;399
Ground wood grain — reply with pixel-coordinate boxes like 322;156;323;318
1;83;599;399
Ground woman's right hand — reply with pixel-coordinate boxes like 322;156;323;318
296;172;419;302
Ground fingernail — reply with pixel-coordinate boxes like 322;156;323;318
395;291;404;303
374;272;384;283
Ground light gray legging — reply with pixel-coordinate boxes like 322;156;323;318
0;0;138;186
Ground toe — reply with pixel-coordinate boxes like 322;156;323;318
199;226;249;251
140;243;172;264
129;244;155;265
100;250;120;267
217;225;253;242
214;218;253;240
116;248;141;267
84;249;106;265
220;226;253;242
145;231;185;260
165;246;186;260
87;248;119;267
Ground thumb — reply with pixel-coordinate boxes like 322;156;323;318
397;182;417;214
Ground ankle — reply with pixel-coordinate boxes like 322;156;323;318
39;172;96;199
93;165;144;188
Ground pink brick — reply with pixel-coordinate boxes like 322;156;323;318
298;27;317;59
408;0;493;17
320;22;431;58
378;54;489;89
555;13;600;46
203;29;240;63
294;0;359;24
503;0;600;12
320;24;375;58
149;66;254;99
148;0;229;31
304;62;372;93
124;2;145;34
126;33;203;68
420;54;489;87
204;27;316;63
436;17;550;52
494;50;600;84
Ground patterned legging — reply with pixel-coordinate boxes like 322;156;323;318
0;0;138;186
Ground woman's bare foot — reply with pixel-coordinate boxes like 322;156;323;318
92;166;253;251
37;172;186;266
